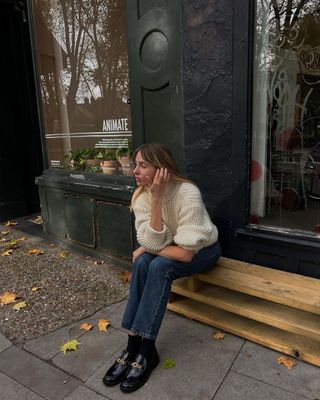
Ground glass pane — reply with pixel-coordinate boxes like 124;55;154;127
251;0;320;235
32;0;133;176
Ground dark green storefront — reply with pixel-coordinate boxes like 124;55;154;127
3;0;320;276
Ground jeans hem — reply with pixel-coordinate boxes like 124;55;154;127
121;324;157;340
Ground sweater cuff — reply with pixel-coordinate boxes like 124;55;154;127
137;223;172;252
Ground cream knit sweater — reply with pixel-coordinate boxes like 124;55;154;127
132;182;218;253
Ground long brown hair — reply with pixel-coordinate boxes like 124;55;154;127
131;143;193;204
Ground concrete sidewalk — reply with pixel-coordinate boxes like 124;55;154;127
0;300;319;400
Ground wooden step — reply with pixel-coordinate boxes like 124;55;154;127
167;297;320;366
190;262;320;315
170;278;320;342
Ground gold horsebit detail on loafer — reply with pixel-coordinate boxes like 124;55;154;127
131;361;143;369
116;357;128;366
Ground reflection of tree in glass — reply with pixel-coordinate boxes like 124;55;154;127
38;0;129;132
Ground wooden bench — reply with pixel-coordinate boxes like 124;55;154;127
167;257;320;367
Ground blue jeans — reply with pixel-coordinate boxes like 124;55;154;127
121;242;221;340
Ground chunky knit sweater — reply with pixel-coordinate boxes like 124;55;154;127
132;182;218;253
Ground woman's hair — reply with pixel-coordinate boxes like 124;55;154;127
131;143;193;204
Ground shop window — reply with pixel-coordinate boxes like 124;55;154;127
250;0;320;235
32;0;132;176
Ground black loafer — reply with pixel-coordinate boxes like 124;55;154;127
120;351;160;393
103;350;134;386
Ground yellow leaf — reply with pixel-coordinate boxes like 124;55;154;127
29;216;43;224
59;339;80;355
1;231;10;235
0;292;17;305
17;237;27;242
98;319;111;332
31;287;41;292
213;332;225;340
59;250;69;258
80;322;93;331
277;356;296;370
13;301;27;311
0;238;8;242
2;249;14;256
7;240;18;249
119;271;132;283
28;249;44;255
4;221;17;227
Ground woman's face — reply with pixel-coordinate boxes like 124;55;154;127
133;151;157;186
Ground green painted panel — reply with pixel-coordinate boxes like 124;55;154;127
97;201;132;258
65;195;95;247
46;189;66;238
143;85;170;144
125;0;184;170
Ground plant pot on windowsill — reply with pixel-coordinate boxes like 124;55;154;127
118;156;133;176
100;160;120;175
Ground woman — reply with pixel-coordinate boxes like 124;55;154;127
103;143;221;393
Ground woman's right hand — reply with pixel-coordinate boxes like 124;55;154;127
147;168;170;201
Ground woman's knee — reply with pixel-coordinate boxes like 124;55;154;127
132;252;154;273
148;256;173;279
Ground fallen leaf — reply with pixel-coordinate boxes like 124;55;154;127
80;322;93;331
277;356;296;370
213;332;225;340
13;301;27;311
163;359;176;369
7;240;18;249
119;271;132;283
2;249;14;256
1;231;10;235
28;249;45;255
17;237;27;242
50;243;56;247
31;287;41;292
98;319;111;332
4;221;17;227
0;238;8;242
59;250;69;258
29;216;43;224
0;292;17;305
60;339;80;355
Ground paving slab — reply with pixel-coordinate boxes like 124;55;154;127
0;346;80;400
52;328;127;381
86;311;244;400
64;385;111;400
23;301;127;361
0;332;12;352
0;372;45;400
213;371;309;400
232;341;320;399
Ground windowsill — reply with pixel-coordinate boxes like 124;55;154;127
236;225;320;250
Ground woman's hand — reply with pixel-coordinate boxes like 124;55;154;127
132;246;147;263
146;168;170;201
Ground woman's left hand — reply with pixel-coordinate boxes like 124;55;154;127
132;246;147;263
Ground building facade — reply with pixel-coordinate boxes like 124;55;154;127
2;0;320;276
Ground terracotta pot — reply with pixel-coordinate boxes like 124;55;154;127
100;160;120;175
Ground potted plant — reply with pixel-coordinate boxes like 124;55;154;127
64;148;88;171
116;142;133;176
99;148;120;175
86;148;101;167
